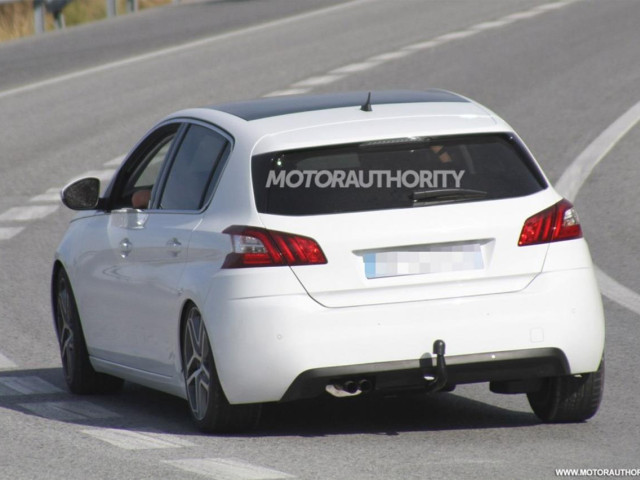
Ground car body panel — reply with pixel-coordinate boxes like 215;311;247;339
205;252;603;403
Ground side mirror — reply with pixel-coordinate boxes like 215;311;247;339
61;177;101;210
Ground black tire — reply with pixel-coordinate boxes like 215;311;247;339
53;268;124;394
182;304;261;433
527;359;604;423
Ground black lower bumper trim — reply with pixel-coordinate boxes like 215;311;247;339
280;347;569;402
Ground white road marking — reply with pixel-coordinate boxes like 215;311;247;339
103;155;126;167
292;74;345;88
19;401;120;422
402;40;442;51
0;0;378;100
554;98;640;317
0;352;17;370
0;227;25;241
268;0;578;96
470;19;511;30
503;10;544;21
330;61;382;74
163;458;295;480
81;428;196;450
73;169;117;184
595;266;640;315
0;205;59;222
30;188;62;204
0;377;63;396
555;99;640;202
263;88;310;97
535;2;571;10
435;30;479;42
368;51;412;62
0;167;114;243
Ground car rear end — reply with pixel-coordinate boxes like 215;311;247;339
203;100;604;413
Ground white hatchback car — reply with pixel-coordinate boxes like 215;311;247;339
54;90;605;432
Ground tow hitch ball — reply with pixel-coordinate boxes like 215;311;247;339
424;339;448;393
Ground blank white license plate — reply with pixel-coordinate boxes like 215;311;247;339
363;243;484;279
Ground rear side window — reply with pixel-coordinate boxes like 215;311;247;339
159;125;229;211
252;134;547;216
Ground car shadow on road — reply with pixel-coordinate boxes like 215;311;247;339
0;367;540;438
256;392;540;437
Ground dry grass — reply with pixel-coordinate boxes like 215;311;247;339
0;0;172;43
0;2;43;41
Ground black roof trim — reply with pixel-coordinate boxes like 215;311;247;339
209;90;469;121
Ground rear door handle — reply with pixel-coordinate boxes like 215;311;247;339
166;238;182;256
119;238;133;258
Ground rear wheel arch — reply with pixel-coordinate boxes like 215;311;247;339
179;301;261;432
179;300;200;368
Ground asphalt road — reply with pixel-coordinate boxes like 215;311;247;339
1;0;640;479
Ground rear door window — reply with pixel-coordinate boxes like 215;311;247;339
252;134;547;216
159;124;230;211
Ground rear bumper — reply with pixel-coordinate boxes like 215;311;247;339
205;264;604;404
281;347;569;401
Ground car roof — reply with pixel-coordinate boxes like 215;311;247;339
209;90;468;121
165;90;511;154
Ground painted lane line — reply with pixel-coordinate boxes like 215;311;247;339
0;377;63;396
503;10;544;21
291;74;346;88
434;30;479;42
263;88;310;98
0;352;17;370
554;98;640;316
30;188;62;204
81;428;196;450
594;266;640;315
163;458;295;480
402;40;442;52
555;99;640;202
0;167;115;243
0;227;25;241
330;61;383;74
103;155;126;168
0;0;378;100
470;19;512;31
73;169;117;184
0;205;59;222
368;51;413;62
535;2;572;11
267;0;579;97
19;401;120;422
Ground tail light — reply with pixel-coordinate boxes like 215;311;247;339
222;226;327;268
518;199;582;246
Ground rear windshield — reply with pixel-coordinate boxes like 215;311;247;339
252;134;547;216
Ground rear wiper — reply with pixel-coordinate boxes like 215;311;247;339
410;189;487;205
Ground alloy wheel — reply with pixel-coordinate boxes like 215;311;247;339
183;306;212;421
56;275;75;382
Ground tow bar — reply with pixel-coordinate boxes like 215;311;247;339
424;339;448;393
